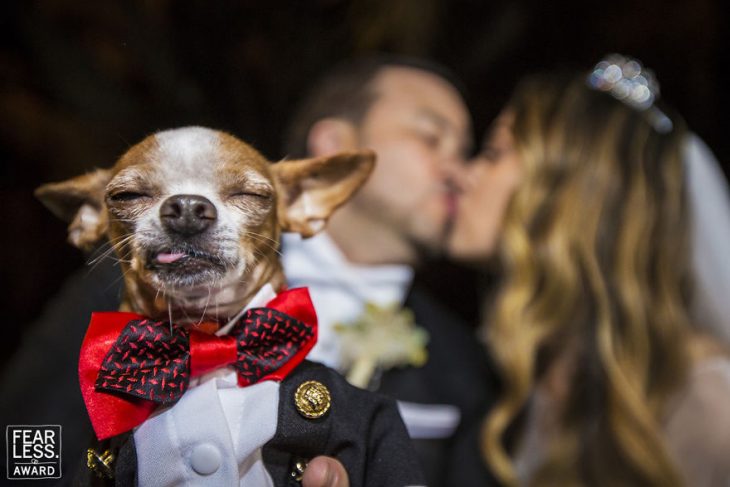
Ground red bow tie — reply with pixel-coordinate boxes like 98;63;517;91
79;287;317;440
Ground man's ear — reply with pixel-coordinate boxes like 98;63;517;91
34;168;111;251
307;118;359;156
272;150;376;238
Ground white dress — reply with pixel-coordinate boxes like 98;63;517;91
685;135;730;344
664;357;730;486
514;356;730;486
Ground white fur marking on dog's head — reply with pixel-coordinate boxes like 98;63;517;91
153;127;221;197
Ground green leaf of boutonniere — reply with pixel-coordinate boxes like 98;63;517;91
335;302;429;388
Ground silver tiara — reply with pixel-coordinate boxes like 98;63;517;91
587;54;673;133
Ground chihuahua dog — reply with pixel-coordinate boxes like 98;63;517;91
36;127;423;486
37;126;373;326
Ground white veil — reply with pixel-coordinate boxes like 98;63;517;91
684;134;730;343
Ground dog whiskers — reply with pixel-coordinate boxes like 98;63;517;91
166;284;176;333
195;285;213;327
247;232;283;257
247;249;280;280
87;235;134;267
246;231;280;245
168;302;173;334
86;231;156;272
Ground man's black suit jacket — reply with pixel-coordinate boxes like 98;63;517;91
379;283;499;486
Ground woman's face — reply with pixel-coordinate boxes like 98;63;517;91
448;111;522;264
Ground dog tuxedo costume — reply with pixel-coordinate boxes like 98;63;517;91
76;285;423;486
33;127;424;485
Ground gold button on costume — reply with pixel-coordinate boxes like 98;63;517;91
294;380;331;419
87;448;115;479
291;458;308;481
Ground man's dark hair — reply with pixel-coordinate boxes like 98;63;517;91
283;54;465;158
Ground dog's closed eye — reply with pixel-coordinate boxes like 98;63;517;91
109;191;151;202
228;190;271;200
227;189;274;220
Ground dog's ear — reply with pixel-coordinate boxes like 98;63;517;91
272;150;376;237
35;168;112;250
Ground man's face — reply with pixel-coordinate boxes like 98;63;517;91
351;66;471;256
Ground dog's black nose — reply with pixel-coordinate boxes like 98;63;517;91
160;194;217;236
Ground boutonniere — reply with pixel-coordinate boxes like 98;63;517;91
335;303;429;389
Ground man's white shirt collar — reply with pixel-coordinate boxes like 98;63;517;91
281;232;413;369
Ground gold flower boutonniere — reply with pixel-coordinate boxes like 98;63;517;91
335;303;429;389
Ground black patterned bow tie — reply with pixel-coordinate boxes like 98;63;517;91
94;307;314;404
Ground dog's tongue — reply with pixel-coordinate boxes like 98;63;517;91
157;252;186;264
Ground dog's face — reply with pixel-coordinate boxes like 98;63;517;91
37;127;374;321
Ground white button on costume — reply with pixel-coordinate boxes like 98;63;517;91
190;444;221;475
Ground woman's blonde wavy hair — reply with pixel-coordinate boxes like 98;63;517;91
483;72;692;486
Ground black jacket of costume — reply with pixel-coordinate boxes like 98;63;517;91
75;360;423;486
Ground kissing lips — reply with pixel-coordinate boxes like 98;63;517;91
445;192;459;220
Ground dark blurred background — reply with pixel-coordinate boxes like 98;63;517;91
1;0;728;371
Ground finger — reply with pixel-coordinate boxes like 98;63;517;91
301;456;349;487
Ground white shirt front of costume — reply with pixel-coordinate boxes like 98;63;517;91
134;285;279;487
281;232;413;371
